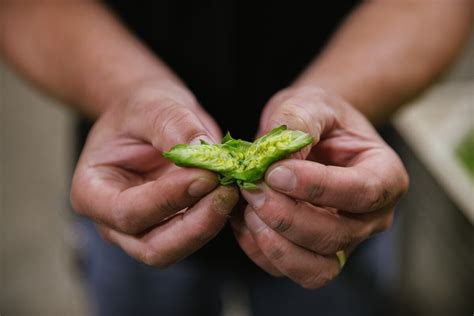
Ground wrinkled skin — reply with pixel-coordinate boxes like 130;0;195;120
231;86;409;289
70;82;239;268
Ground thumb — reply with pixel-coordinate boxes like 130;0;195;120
130;99;219;152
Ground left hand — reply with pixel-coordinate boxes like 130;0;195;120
231;86;409;288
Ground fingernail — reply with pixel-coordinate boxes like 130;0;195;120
241;185;265;210
266;166;296;192
245;210;266;233
190;135;216;145
212;187;239;215
188;177;216;197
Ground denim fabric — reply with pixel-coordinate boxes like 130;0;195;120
78;219;222;316
77;217;396;316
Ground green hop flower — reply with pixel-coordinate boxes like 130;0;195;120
163;125;313;189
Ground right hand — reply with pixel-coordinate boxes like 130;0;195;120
70;80;239;268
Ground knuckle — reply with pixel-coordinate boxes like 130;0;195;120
396;170;410;201
96;226;112;243
161;197;182;214
300;273;324;289
387;156;409;205
152;103;203;145
259;230;287;261
164;105;194;127
335;230;353;252
311;230;351;255
305;183;324;203
140;247;156;266
113;205;140;235
185;211;223;245
193;221;220;245
354;226;371;244
305;167;327;203
267;209;294;234
69;186;84;215
301;268;338;289
401;171;410;194
241;238;262;259
70;175;88;216
362;177;385;211
141;246;169;268
268;243;286;261
271;102;312;134
375;211;394;234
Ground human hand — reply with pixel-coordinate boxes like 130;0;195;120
232;86;408;288
71;81;239;267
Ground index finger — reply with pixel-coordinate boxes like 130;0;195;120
71;167;218;234
264;148;408;212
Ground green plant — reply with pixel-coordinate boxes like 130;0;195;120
163;125;313;189
456;128;474;179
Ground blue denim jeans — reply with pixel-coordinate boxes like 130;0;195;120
77;216;398;316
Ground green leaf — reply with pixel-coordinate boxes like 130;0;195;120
221;132;235;144
219;174;236;185
238;181;258;190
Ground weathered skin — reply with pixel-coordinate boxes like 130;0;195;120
163;125;313;189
